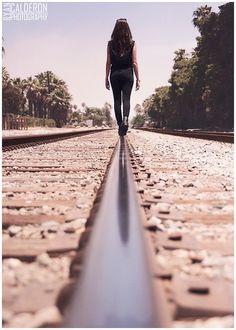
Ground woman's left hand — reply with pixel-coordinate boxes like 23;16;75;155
105;79;110;90
136;79;140;91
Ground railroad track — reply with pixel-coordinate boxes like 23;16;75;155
2;129;234;327
2;128;108;151
137;128;234;143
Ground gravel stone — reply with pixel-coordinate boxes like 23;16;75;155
2;308;14;324
3;270;17;286
8;225;22;236
29;306;62;327
7;312;34;328
5;258;22;270
36;253;51;267
174;315;234;328
147;216;162;228
128;130;233;326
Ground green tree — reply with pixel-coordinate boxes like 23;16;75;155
145;3;233;130
134;104;143;114
132;103;146;128
2;70;26;115
102;102;113;126
2;67;73;127
193;3;234;128
132;114;145;128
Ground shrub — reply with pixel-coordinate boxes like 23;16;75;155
25;116;56;127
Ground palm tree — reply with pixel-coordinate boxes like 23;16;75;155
12;77;28;114
26;77;39;117
35;72;50;118
2;67;11;114
193;5;212;32
3;69;73;126
40;72;72;126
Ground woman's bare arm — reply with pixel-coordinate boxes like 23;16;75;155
132;42;140;90
105;43;111;90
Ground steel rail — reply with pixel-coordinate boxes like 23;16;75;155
63;137;170;327
2;128;109;150
137;128;234;143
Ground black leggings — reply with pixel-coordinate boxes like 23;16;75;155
110;67;134;124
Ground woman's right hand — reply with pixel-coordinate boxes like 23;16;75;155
135;79;140;91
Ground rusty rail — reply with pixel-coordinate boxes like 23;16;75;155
137;128;234;143
2;129;110;151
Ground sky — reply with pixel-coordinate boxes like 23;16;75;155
2;1;225;119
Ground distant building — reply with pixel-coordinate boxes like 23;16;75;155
79;119;93;127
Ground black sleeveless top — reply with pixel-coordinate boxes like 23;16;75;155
108;40;135;71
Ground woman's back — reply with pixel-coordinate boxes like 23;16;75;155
108;40;135;71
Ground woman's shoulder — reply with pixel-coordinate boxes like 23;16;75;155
108;40;113;50
131;40;135;48
130;40;135;51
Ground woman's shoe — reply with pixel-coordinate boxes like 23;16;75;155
122;116;129;135
118;123;124;136
118;124;125;136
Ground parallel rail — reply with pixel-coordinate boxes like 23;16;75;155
137;128;234;143
63;136;170;327
2;129;109;151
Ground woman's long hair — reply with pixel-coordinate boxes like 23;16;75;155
111;19;133;55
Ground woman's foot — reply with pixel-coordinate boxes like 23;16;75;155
122;116;129;135
117;117;129;136
118;122;124;136
118;124;125;136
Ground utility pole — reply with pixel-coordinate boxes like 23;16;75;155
46;71;51;121
47;71;51;93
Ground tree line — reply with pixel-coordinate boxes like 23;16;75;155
2;58;113;128
2;69;74;127
133;3;233;130
70;102;113;127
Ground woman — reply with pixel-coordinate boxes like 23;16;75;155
105;18;140;135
